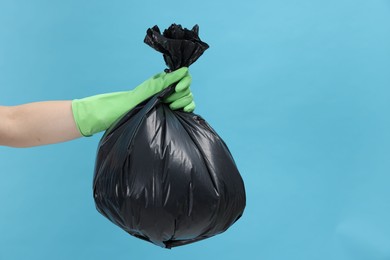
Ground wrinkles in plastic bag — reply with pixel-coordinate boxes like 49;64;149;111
93;24;246;248
144;24;209;70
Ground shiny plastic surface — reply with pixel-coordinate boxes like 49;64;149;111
144;24;209;71
93;24;246;248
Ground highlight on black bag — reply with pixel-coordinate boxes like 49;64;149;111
93;24;246;248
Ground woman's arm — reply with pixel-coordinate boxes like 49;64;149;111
0;68;195;148
0;101;82;148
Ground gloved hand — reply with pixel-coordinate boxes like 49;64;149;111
72;67;195;137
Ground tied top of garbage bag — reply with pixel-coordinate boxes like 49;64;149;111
93;24;246;249
144;24;209;71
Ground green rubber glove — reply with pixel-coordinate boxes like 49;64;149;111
72;67;195;137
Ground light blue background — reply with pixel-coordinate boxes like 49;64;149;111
1;0;389;259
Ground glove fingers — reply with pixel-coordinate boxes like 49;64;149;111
169;93;194;110
151;71;166;79
175;74;192;92
162;67;189;88
183;101;196;113
164;88;191;103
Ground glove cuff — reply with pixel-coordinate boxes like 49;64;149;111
71;91;134;137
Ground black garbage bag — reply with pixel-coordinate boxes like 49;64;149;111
93;24;246;248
